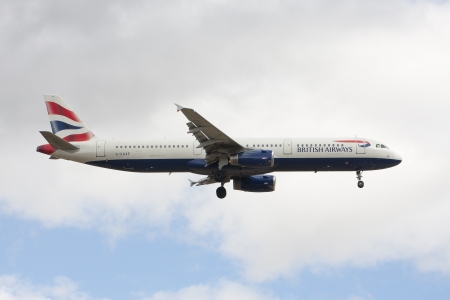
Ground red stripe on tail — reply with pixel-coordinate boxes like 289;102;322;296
36;144;55;155
45;101;81;122
63;131;94;142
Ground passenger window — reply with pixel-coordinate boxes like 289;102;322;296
253;144;255;147
271;144;273;147
138;146;140;148
275;144;277;147
164;145;166;148
177;145;179;148
182;145;184;148
168;145;171;148
186;145;188;148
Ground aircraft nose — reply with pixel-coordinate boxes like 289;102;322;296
393;151;402;165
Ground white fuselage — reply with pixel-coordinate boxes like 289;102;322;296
50;137;402;176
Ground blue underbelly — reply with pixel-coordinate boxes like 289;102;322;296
85;157;401;173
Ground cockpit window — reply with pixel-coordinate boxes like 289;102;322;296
381;144;388;149
376;144;380;148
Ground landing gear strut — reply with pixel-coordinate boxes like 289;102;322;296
356;169;364;188
214;170;226;182
216;186;227;199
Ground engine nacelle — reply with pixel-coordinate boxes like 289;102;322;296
229;150;274;167
233;175;276;192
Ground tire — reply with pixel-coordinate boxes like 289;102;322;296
357;181;364;188
216;186;227;199
214;171;226;182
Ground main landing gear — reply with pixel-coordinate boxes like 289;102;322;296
214;170;227;198
214;170;226;182
356;169;364;188
216;186;227;199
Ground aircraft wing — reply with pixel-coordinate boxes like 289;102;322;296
176;104;246;165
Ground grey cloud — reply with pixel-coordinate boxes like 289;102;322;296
1;0;450;282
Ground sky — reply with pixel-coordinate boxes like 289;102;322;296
1;0;450;299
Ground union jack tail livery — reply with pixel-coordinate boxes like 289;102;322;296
44;95;95;142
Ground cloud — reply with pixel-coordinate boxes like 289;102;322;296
143;279;277;300
0;275;103;300
1;0;450;284
0;276;277;300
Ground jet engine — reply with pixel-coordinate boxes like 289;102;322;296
229;150;274;167
233;175;276;192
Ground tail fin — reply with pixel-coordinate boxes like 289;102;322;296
44;95;95;142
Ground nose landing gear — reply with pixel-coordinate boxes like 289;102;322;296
356;169;364;188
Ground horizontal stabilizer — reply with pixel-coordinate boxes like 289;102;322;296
188;176;218;187
40;131;79;151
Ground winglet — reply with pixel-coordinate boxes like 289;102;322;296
175;103;185;112
188;179;196;187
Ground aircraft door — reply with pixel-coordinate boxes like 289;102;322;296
96;140;106;157
356;137;366;154
283;140;292;155
193;141;202;155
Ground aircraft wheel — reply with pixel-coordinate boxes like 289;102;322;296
357;181;364;188
214;171;226;182
216;186;227;199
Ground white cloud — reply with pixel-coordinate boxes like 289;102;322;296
0;275;103;300
143;279;277;300
1;0;450;283
0;276;278;300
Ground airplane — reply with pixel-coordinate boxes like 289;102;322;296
37;95;402;198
